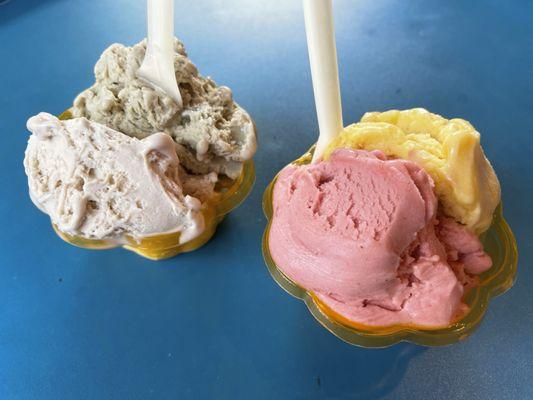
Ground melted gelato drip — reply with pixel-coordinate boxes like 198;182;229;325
24;113;211;243
268;149;492;327
72;39;256;179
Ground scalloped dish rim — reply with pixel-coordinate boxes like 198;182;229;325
50;109;256;260
262;146;518;348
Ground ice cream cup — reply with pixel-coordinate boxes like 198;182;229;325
262;146;517;347
52;109;255;260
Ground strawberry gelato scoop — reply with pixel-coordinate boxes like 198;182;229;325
268;149;492;327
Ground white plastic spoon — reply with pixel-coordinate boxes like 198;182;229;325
303;0;343;162
137;0;183;107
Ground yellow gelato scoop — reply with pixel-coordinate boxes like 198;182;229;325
324;108;500;234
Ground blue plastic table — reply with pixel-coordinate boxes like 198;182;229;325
1;1;532;399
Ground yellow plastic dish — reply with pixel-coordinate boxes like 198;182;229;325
262;146;518;347
52;110;255;260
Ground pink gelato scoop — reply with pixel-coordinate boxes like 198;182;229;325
268;149;492;328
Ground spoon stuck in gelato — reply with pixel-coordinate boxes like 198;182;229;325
23;39;256;259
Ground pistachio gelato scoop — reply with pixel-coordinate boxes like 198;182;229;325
73;39;256;179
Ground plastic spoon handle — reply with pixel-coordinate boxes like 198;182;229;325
138;0;183;107
303;0;343;162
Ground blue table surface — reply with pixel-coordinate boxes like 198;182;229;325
1;0;532;399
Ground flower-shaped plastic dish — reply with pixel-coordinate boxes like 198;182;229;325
262;146;517;347
52;109;256;260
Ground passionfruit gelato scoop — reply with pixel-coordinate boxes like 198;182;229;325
324;108;500;234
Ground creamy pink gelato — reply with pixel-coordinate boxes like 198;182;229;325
268;149;492;327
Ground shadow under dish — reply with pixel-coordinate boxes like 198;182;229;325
262;146;517;347
51;109;256;260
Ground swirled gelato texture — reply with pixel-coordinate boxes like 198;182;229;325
324;109;500;234
268;149;491;327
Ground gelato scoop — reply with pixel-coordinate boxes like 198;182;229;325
324;109;500;234
23;37;256;259
24;113;210;244
72;39;256;180
268;148;492;327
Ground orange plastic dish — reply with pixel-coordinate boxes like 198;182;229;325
262;146;518;347
51;110;256;260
